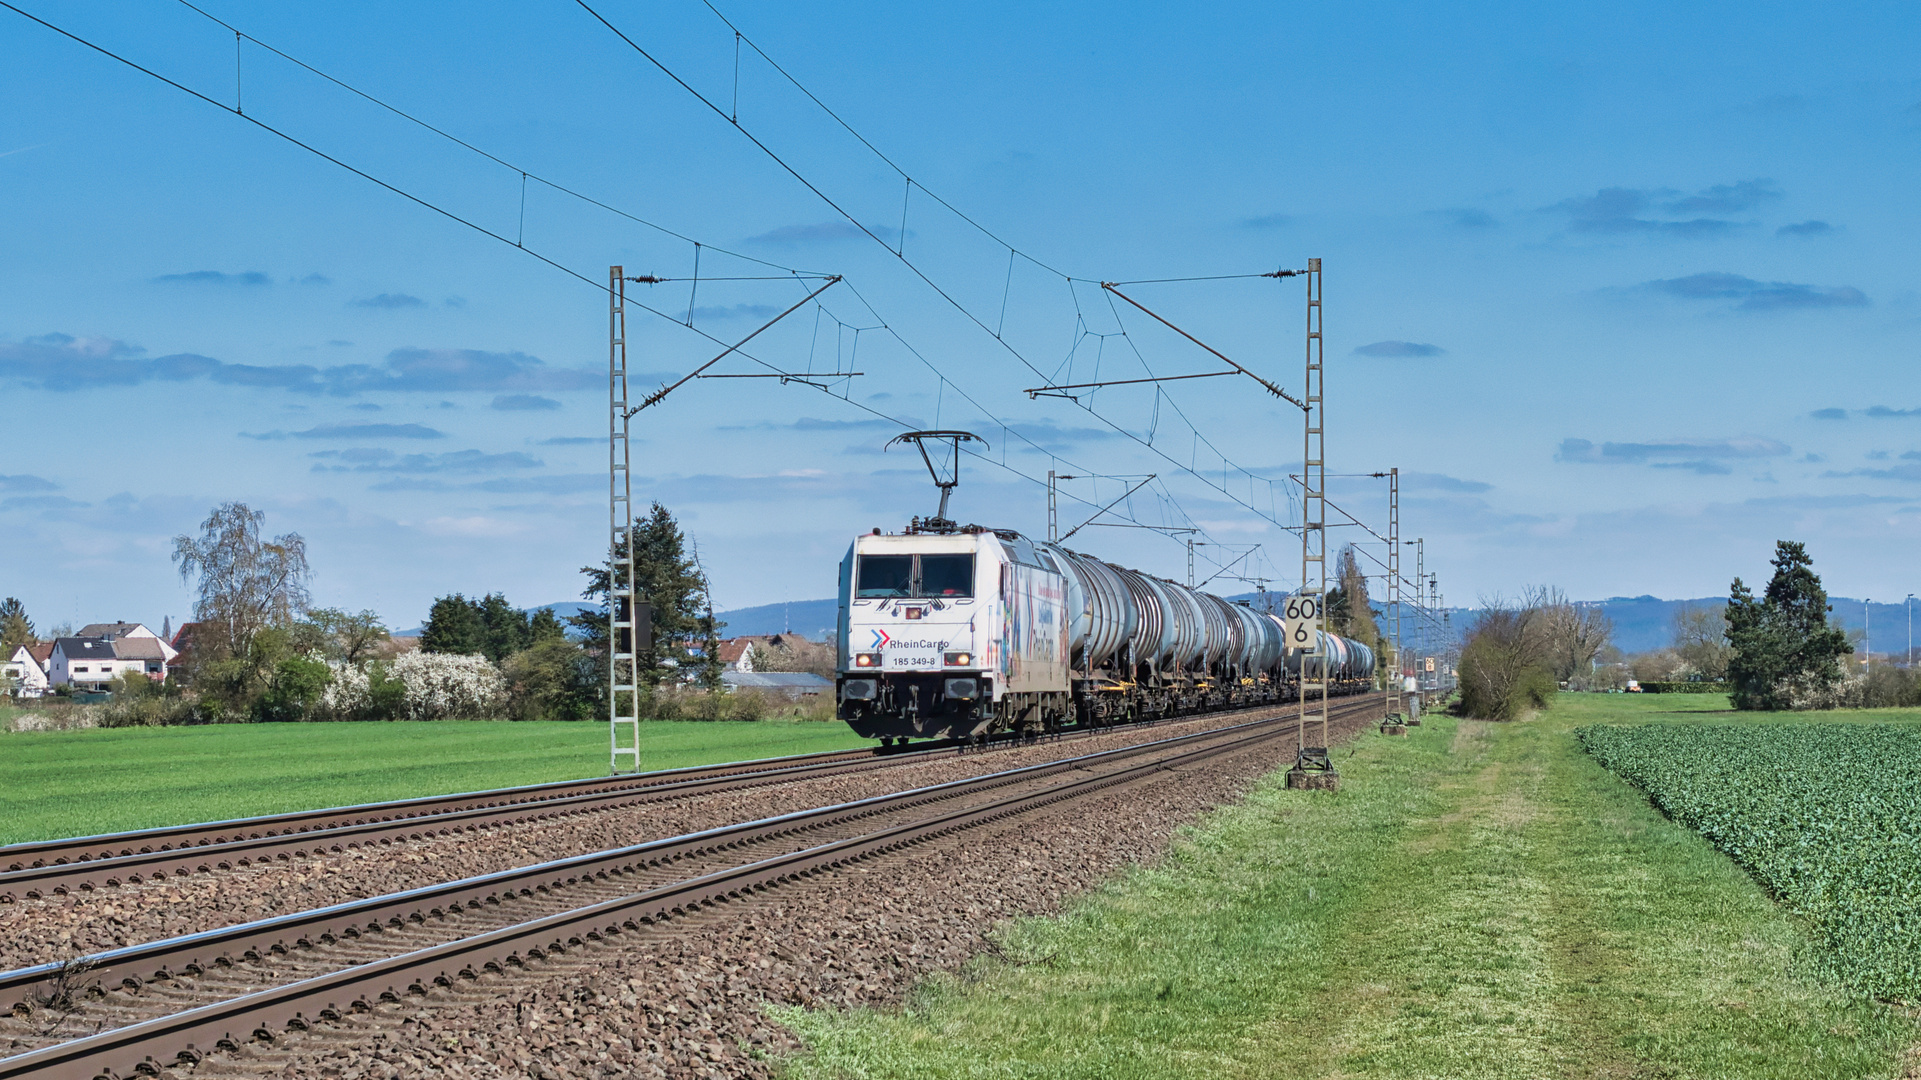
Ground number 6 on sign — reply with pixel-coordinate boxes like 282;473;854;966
1283;594;1321;651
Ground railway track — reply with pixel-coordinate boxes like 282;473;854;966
0;696;1386;1080
0;696;1374;901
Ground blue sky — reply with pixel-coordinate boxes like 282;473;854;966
3;0;1919;633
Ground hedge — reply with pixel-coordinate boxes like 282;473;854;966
1637;681;1730;694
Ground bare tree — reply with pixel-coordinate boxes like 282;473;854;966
172;503;311;663
1530;586;1613;687
1672;603;1732;680
1457;596;1556;719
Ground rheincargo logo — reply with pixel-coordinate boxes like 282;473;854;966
883;639;949;651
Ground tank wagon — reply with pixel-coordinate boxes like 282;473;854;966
836;524;1376;743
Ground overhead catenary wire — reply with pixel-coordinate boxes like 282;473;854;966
172;0;816;280
573;0;1308;538
16;0;1295;582
157;0;1240;556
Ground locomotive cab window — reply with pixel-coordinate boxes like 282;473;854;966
855;554;914;598
855;552;975;598
918;554;975;597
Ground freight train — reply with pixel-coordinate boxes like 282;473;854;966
835;523;1377;743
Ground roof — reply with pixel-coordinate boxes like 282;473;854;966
721;671;833;689
77;622;153;640
27;643;53;666
54;637;116;659
716;639;755;664
112;637;169;661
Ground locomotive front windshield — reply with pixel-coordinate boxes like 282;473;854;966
854;552;975;598
918;554;974;597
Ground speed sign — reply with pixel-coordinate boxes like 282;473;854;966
1283;594;1321;651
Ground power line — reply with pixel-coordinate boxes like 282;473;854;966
153;0;1233;556
172;0;813;280
9;0;1261;577
573;0;1307;538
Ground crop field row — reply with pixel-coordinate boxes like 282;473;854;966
1579;722;1921;1001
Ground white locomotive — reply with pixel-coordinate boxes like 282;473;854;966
835;523;1377;743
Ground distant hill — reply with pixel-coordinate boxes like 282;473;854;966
714;599;839;640
443;593;1906;658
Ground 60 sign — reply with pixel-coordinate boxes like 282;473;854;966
1283;594;1321;650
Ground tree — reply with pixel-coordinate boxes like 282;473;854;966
571;502;724;689
304;608;390;665
0;597;34;656
1532;587;1613;687
1672;603;1732;680
422;594;543;662
1457;597;1557;720
476;593;531;662
172;503;310;664
1727;541;1853;710
502;638;599;721
1322;547;1381;648
421;594;486;656
527;607;567;645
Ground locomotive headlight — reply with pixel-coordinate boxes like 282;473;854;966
943;651;972;667
854;652;881;668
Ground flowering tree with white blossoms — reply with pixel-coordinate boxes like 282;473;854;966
389;651;506;721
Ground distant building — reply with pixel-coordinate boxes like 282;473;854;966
720;670;832;700
50;638;134;690
4;644;50;697
48;624;180;689
715;634;815;674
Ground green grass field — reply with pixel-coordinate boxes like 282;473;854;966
0;719;868;846
780;693;1921;1079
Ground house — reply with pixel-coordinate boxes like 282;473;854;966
717;638;758;673
71;621;179;682
720;670;833;701
4;644;50;697
716;634;817;674
50;637;137;690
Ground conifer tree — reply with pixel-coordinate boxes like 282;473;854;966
571;503;724;689
1727;541;1852;710
0;597;34;656
421;593;486;656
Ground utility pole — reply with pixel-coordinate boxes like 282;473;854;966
1187;538;1208;588
1866;599;1872;679
607;267;643;775
1289;258;1335;789
1908;593;1913;669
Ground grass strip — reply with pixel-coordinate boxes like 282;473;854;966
0;719;868;846
780;705;1918;1079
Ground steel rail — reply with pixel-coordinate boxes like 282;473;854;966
0;691;1378;900
0;703;1381;1021
0;700;1368;1080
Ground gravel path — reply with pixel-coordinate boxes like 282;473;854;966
0;709;1308;973
172;703;1383;1079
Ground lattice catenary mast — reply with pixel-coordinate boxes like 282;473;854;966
1289;258;1335;788
607;267;643;775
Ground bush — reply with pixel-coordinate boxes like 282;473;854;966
97;673;202;727
1456;603;1556;720
502;639;599;722
254;653;333;722
1636;681;1732;694
638;685;829;722
388;651;506;720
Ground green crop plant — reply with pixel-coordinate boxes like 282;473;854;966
1581;723;1921;1000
